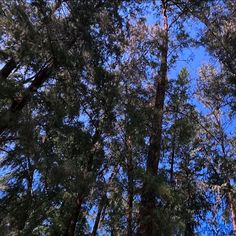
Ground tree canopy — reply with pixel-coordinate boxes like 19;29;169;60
0;0;236;235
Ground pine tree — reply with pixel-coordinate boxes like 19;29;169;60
0;1;235;235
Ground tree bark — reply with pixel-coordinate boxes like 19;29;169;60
0;58;17;81
19;167;34;232
170;123;176;183
11;61;53;113
0;61;53;134
65;195;83;236
126;136;133;236
137;1;168;235
228;191;236;236
91;197;107;236
65;126;101;236
91;206;103;236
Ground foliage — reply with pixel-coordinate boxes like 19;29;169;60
0;0;236;235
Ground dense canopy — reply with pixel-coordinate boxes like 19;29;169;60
0;0;236;235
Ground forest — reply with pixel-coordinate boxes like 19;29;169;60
0;0;236;235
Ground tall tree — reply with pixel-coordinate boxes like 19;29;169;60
137;1;169;234
196;64;236;235
1;0;236;235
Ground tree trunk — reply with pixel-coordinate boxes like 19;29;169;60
91;197;107;236
137;1;168;235
0;61;53;134
91;206;103;236
228;191;236;236
170;124;176;183
19;167;34;232
66;127;101;236
65;195;83;236
0;58;16;81
126;136;133;236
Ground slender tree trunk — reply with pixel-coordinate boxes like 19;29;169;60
65;195;83;236
228;191;236;236
0;62;53;134
19;168;34;232
183;182;195;236
0;58;16;81
91;168;118;236
91;205;103;236
126;136;133;236
127;184;133;236
170;124;176;183
66;127;101;236
91;197;107;236
137;1;168;235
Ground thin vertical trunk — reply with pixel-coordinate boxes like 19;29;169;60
91;205;103;236
170;124;176;183
228;191;236;236
91;197;107;236
137;1;168;235
19;168;34;232
146;0;168;176
126;136;133;236
65;128;101;236
65;195;83;236
91;168;117;236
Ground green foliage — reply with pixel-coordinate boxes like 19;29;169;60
0;0;235;235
